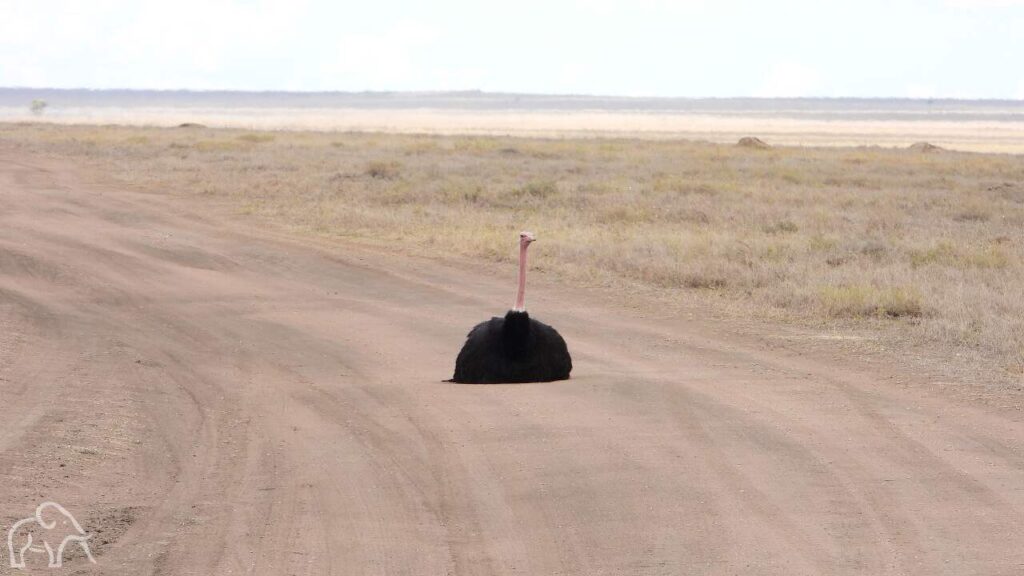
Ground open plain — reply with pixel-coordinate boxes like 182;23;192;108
2;124;1024;575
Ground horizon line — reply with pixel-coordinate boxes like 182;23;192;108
2;86;1022;104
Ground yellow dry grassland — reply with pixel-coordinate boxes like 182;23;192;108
4;122;1024;382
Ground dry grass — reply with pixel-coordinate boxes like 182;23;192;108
4;122;1024;377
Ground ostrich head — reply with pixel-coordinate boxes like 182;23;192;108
514;231;535;312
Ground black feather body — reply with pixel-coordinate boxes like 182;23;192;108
451;310;572;383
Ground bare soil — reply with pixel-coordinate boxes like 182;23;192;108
1;153;1023;575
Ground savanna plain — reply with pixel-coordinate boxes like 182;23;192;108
4;120;1024;575
4;122;1024;389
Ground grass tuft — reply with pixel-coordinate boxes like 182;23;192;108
819;285;924;319
237;133;276;144
764;220;799;234
365;161;402;180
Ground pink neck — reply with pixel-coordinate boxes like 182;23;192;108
514;241;529;311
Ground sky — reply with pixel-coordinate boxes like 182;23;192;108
1;0;1023;99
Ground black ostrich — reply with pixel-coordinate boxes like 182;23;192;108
450;232;572;383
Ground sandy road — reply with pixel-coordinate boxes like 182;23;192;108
0;152;1023;575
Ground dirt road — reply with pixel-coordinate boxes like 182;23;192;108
1;152;1023;575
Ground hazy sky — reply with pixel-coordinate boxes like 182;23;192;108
1;0;1022;98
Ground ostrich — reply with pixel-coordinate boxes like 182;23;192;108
450;232;572;383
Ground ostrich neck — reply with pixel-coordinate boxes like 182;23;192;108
513;242;528;311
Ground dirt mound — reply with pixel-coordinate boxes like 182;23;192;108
908;141;944;152
737;136;770;149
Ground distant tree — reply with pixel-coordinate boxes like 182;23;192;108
30;99;48;115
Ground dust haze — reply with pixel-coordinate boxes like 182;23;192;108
4;88;1024;152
